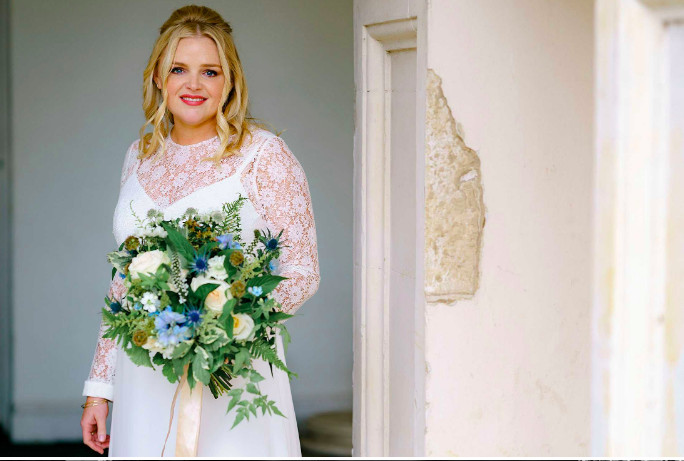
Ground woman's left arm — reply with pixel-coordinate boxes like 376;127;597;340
244;135;321;316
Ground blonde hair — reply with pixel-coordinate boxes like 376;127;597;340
138;4;267;166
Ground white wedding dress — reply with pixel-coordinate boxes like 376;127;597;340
82;127;320;457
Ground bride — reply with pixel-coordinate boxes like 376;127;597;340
79;5;320;456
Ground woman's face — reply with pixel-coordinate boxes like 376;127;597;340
155;35;227;136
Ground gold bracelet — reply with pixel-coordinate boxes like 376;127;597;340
81;399;110;409
81;401;107;409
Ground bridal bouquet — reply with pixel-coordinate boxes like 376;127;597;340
101;195;296;428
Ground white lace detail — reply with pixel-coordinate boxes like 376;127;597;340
242;136;321;315
85;127;320;399
84;273;126;399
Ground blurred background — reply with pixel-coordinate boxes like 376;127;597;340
0;0;353;456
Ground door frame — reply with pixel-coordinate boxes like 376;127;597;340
352;0;428;456
593;0;684;455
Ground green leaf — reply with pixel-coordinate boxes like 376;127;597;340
233;347;251;370
186;368;196;389
125;345;153;368
271;403;285;417
222;298;237;315
246;383;259;395
250;370;265;383
192;283;220;304
161;222;195;262
198;241;218;256
226;395;241;414
192;346;212;385
172;341;193;359
280;325;291;355
231;411;246;429
152;354;166;366
245;275;287;295
162;362;177;383
269;312;294;323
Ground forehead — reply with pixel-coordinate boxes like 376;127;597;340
173;35;220;62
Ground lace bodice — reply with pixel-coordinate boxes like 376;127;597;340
83;127;320;401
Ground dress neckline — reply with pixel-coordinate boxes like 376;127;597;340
166;133;220;150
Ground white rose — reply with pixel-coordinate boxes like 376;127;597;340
190;276;232;313
204;281;232;313
233;313;255;341
128;250;171;279
207;255;228;280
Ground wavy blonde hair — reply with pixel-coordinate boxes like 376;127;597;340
138;4;269;166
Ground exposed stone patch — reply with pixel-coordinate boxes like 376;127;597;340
425;68;485;303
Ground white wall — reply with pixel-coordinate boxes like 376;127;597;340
9;0;352;442
424;0;594;455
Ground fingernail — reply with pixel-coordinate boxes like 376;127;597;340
99;435;106;442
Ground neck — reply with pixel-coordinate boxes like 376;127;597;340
170;123;218;146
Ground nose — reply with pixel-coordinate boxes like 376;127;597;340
186;71;202;91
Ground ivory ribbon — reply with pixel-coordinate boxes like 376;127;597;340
161;364;204;457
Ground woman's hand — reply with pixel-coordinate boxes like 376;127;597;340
80;396;110;454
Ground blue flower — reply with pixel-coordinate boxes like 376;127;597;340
268;258;281;275
154;306;186;332
133;302;142;311
230;241;242;249
109;301;122;314
265;238;279;251
216;233;235;250
190;252;209;275
247;286;263;297
118;272;126;279
185;306;202;327
158;324;191;347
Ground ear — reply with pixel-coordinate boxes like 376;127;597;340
153;75;161;90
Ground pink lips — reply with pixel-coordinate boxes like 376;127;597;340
180;94;207;106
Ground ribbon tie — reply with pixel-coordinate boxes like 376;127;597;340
161;364;203;457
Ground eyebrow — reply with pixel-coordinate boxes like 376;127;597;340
172;62;221;68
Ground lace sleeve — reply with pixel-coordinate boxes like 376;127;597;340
82;140;137;400
82;274;126;400
243;135;321;317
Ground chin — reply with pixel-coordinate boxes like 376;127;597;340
173;114;215;127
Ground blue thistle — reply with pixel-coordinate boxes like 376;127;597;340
259;228;286;252
109;301;122;314
190;251;209;275
185;305;202;327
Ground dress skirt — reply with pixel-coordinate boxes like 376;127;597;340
109;333;301;457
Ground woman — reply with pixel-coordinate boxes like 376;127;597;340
79;5;320;456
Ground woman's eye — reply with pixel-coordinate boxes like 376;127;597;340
205;70;218;77
170;67;183;74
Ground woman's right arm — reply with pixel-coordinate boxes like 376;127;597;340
81;139;138;453
81;275;123;454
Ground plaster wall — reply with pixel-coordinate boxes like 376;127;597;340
424;0;594;455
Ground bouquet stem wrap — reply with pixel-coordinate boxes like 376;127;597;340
161;364;203;457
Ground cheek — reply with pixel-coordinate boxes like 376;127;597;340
165;77;183;97
210;77;227;100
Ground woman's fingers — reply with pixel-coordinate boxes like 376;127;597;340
81;416;103;454
95;411;108;444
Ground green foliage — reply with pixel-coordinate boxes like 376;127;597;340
161;221;195;261
249;340;296;378
245;275;286;295
192;346;212;385
125;344;153;368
